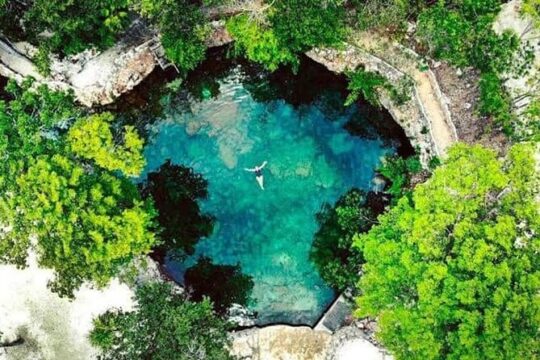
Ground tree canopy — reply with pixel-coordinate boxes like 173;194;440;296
90;281;234;360
226;0;347;71
354;143;539;360
0;80;157;297
67;112;145;177
310;188;376;291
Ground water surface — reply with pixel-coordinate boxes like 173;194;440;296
141;59;401;325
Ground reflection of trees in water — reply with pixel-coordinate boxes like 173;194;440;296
139;160;214;259
309;188;390;292
184;257;254;315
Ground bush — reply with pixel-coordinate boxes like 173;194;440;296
90;282;234;360
270;0;347;54
24;0;130;55
226;14;298;71
354;0;411;32
310;189;376;291
478;72;514;133
378;155;422;202
345;69;388;107
140;0;208;74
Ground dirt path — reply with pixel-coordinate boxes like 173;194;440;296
351;33;458;156
413;71;457;155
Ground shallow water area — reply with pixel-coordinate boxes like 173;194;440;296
141;61;398;325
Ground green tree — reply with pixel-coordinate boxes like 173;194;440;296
522;0;540;28
378;155;422;202
354;0;411;32
226;14;297;71
90;282;234;360
23;0;130;55
11;154;156;296
345;68;388;107
478;72;513;133
67;112;145;177
0;80;157;297
270;0;347;54
185;256;254;314
310;189;376;291
139;0;208;73
354;143;540;360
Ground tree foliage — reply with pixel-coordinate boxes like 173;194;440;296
345;69;388;107
270;0;347;54
378;155;422;202
310;189;376;291
185;256;254;314
24;0;130;55
354;143;540;360
0;80;156;297
13;154;156;296
226;14;297;71
139;0;209;74
67;112;145;177
478;72;513;133
522;0;540;28
354;0;412;32
90;282;234;360
227;0;346;70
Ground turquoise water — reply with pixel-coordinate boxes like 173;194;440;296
141;65;396;325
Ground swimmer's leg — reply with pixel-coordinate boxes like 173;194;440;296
256;176;264;190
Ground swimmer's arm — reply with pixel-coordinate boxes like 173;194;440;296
260;161;268;169
244;167;256;172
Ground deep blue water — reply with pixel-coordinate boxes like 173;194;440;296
140;60;400;325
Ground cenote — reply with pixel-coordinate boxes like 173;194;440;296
130;49;412;326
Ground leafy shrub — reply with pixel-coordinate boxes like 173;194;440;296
24;0;130;55
226;14;298;71
270;0;347;53
33;45;52;76
68;112;145;176
354;0;411;32
478;72;514;133
416;4;473;67
310;189;376;291
522;0;540;28
345;68;411;107
345;69;388;107
378;155;422;201
140;0;208;74
90;282;234;360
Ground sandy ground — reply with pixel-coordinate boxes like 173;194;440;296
0;255;134;360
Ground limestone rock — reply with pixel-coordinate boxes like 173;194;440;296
325;325;393;360
230;325;332;360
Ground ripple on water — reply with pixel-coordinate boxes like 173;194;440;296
141;68;395;325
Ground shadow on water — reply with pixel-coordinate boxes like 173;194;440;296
106;46;415;326
108;45;414;158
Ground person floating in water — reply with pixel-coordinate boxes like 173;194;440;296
245;161;268;190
